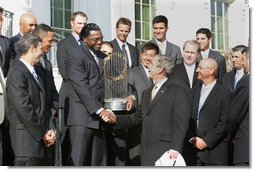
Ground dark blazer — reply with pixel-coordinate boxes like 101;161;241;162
0;35;11;77
6;60;49;159
116;79;190;165
9;33;22;65
227;75;249;164
66;45;105;128
149;38;182;64
35;55;59;112
57;34;80;109
197;50;226;84
188;83;232;165
111;38;139;68
171;62;201;96
222;70;236;93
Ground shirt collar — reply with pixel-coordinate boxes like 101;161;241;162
19;58;34;74
202;79;216;90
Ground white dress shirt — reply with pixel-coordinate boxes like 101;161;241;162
184;63;196;88
155;39;167;55
116;38;132;67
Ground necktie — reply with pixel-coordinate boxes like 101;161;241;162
197;86;208;128
234;70;242;90
151;84;158;101
122;44;129;67
93;53;99;66
32;69;39;82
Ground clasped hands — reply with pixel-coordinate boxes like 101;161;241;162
189;136;207;150
43;129;57;147
99;95;136;124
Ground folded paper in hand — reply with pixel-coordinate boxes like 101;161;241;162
155;150;186;166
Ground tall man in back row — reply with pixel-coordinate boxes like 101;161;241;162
195;28;226;84
147;15;182;65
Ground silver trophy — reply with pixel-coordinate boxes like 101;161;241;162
104;52;128;111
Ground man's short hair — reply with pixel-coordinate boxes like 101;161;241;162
183;40;201;53
142;42;159;55
116;17;131;28
79;23;101;40
152;15;168;27
17;34;42;56
156;55;175;76
196;28;212;39
71;11;88;21
232;45;248;54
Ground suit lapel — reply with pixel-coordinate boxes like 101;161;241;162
199;83;219;112
165;41;174;56
138;65;152;87
192;63;199;87
179;63;190;86
146;80;170;114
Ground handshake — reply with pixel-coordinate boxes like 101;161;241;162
99;109;116;124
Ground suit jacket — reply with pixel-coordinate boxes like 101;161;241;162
116;79;190;165
222;69;236;93
66;45;105;128
227;75;249;164
171;62;201;96
197;49;226;84
111;38;139;68
128;64;153;106
188;82;232;165
57;34;80;109
35;54;59;112
9;33;22;68
6;60;49;158
149;38;182;64
0;35;11;77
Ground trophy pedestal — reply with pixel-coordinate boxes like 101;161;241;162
104;99;127;111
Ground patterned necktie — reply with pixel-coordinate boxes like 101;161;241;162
122;44;129;67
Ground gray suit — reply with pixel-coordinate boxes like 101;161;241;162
149;38;182;65
66;45;106;166
126;64;153;165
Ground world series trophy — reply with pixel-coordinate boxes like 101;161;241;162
103;52;128;111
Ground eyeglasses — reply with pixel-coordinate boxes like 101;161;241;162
197;66;213;70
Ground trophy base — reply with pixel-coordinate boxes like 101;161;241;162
104;101;126;111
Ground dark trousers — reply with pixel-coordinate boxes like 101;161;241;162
107;126;127;166
68;125;107;166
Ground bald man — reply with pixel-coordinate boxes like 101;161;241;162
186;58;232;165
8;13;37;75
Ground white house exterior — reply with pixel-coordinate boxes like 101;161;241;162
0;0;250;91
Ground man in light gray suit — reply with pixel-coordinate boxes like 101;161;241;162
146;15;182;65
127;42;159;165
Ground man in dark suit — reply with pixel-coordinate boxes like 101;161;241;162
196;28;226;84
170;40;202;165
171;40;202;95
56;11;87;165
126;42;159;165
33;24;59;165
111;17;139;69
107;55;190;166
108;17;139;166
227;48;249;166
187;58;232;165
6;34;56;166
9;13;37;74
146;15;182;65
0;7;14;166
222;45;247;93
65;23;113;166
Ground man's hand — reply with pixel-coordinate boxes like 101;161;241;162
167;149;179;159
126;95;135;111
99;109;116;124
194;137;207;150
43;129;56;147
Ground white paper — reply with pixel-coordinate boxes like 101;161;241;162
155;150;186;166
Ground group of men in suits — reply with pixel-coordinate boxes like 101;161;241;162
0;8;61;166
0;7;249;166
